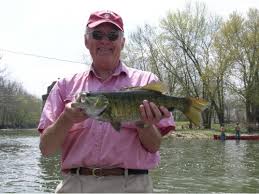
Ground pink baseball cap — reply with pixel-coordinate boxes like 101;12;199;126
87;10;124;32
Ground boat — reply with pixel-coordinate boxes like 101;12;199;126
213;134;259;140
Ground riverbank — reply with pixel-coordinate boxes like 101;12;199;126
169;129;215;139
168;122;259;139
168;129;259;139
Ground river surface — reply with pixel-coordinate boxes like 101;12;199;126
0;128;259;193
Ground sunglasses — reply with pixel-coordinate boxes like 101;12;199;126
88;30;121;41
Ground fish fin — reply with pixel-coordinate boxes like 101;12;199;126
111;122;121;132
121;82;167;93
184;97;209;126
141;82;167;93
120;85;141;91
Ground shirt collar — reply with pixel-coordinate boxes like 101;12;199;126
88;61;129;79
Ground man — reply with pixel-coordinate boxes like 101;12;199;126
235;122;240;140
38;10;175;193
220;125;225;141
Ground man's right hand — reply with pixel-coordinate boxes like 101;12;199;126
40;102;88;157
62;102;88;124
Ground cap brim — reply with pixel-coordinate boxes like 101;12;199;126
87;19;123;31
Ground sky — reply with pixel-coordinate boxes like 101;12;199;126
0;0;258;98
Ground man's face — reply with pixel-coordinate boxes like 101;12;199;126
85;23;125;71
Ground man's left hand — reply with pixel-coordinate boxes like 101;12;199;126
139;100;171;126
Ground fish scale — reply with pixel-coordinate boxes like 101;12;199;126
86;90;187;127
105;91;143;121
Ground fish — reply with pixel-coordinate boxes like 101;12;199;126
71;82;209;131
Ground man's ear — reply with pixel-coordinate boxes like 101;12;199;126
121;37;125;50
84;35;89;49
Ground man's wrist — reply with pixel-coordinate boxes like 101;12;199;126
137;124;155;134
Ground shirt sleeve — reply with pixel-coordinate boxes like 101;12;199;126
155;114;176;136
37;80;66;133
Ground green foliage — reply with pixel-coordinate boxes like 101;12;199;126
0;67;41;129
215;8;259;123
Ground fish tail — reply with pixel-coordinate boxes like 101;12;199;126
184;97;209;126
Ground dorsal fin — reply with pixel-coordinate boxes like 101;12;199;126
141;82;167;93
121;82;167;93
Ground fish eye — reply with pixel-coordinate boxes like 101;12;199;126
78;92;90;103
80;92;90;96
80;92;86;97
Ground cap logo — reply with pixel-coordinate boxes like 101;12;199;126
103;13;111;19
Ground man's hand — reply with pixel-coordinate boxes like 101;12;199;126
62;102;88;124
139;100;171;126
40;102;88;157
136;100;171;153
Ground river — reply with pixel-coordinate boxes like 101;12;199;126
0;128;259;193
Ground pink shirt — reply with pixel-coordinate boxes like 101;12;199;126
38;62;175;171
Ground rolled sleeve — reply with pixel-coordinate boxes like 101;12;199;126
156;113;176;136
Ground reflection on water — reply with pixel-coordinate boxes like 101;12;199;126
0;129;259;193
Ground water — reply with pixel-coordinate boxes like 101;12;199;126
0;129;259;193
0;129;60;193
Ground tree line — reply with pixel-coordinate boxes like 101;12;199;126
122;2;259;129
0;63;42;129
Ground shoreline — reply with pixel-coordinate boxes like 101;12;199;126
168;129;214;139
167;129;259;139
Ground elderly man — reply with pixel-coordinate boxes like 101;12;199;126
38;10;175;193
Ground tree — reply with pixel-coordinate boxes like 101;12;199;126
0;57;42;129
158;2;224;127
217;9;259;130
123;2;258;128
123;2;224;127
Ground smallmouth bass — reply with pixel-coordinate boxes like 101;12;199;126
71;82;209;131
